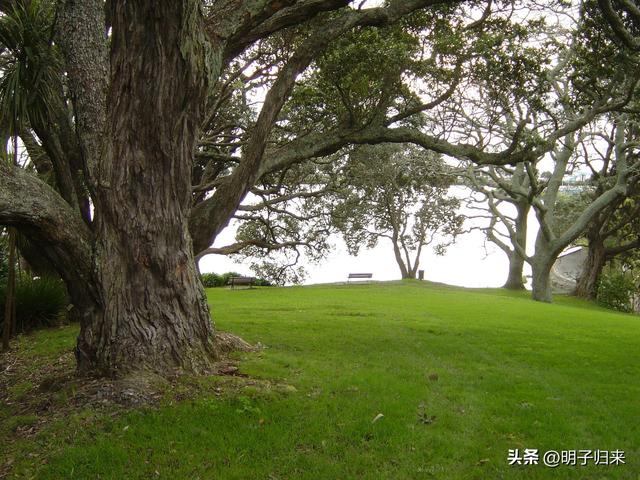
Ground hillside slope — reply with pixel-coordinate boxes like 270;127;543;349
2;281;638;479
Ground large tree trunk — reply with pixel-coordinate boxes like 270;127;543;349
531;228;557;303
503;249;526;290
531;256;554;302
72;1;219;376
574;239;606;300
75;235;217;376
503;202;529;290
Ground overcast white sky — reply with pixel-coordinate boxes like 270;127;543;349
198;0;572;289
199;188;540;288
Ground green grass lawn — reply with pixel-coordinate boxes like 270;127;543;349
2;281;639;479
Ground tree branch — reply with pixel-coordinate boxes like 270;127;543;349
197;239;311;258
598;0;640;51
191;0;450;253
58;0;109;195
0;165;93;287
218;0;351;62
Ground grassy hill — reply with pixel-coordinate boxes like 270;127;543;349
1;281;639;479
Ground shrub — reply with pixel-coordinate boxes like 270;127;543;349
200;271;272;288
200;272;241;288
597;270;636;313
0;276;69;334
200;272;222;288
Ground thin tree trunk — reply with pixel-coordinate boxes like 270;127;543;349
531;225;559;303
392;238;410;279
2;227;17;351
504;249;526;290
503;202;529;290
406;258;419;279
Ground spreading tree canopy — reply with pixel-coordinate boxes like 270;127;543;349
332;144;463;279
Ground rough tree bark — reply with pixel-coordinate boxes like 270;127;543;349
68;1;220;375
574;235;606;299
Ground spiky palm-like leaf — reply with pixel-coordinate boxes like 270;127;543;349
0;0;61;137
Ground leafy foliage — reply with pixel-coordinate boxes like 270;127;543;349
570;1;639;110
553;189;594;239
248;260;305;286
332;144;463;277
281;5;460;132
200;272;240;288
0;0;61;134
596;268;636;313
200;271;272;288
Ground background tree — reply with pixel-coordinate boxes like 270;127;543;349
467;163;532;290
575;197;640;299
197;157;341;285
332;144;463;279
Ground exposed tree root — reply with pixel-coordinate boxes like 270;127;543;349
214;331;260;355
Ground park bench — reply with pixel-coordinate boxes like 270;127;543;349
228;276;255;289
347;273;373;283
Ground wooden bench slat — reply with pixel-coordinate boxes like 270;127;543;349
228;276;255;288
348;273;373;280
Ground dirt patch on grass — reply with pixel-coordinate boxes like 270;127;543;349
0;339;261;421
0;328;277;478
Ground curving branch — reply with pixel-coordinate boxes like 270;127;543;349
598;0;640;51
214;0;352;62
190;0;452;253
197;239;312;258
0;165;93;287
